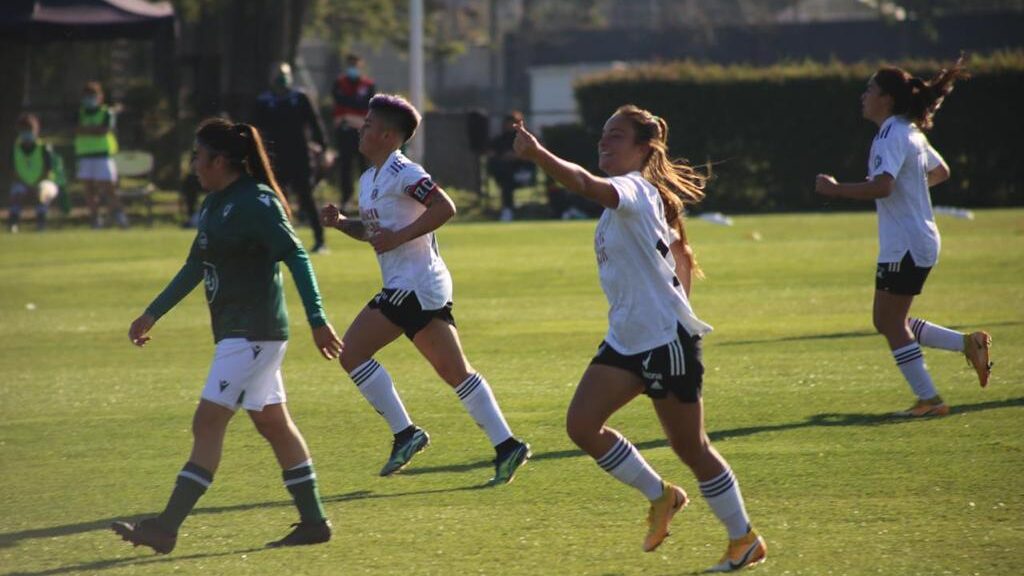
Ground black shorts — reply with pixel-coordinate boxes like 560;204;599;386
367;288;456;340
590;324;704;403
876;252;932;296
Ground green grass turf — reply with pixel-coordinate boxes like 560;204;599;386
1;209;1021;575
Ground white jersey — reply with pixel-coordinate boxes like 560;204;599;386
868;115;944;267
594;172;712;355
358;150;452;309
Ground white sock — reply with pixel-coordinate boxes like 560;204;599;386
699;468;751;539
909;318;964;352
349;359;413;434
595;435;664;501
892;343;939;400
454;373;513;446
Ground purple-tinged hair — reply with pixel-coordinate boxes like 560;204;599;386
369;94;421;142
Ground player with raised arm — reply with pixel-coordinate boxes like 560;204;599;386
514;105;765;571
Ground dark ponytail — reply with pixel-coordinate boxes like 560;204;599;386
195;118;291;218
874;54;970;132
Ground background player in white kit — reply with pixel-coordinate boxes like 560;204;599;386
513;105;765;572
320;94;530;485
815;55;992;417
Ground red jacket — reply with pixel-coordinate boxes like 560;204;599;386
332;75;376;121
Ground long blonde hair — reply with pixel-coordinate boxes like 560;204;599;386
615;104;707;277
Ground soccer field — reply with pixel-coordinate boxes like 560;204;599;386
1;210;1021;576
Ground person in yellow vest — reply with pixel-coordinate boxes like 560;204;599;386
9;113;58;233
75;81;126;228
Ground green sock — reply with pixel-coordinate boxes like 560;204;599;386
156;461;213;533
283;460;326;523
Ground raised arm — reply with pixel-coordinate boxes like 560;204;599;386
512;123;620;209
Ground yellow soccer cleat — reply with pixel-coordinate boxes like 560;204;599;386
643;481;689;552
893;396;950;418
963;331;993;388
706;528;767;572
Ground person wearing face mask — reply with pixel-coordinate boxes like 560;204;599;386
74;81;125;228
331;54;375;213
9;113;57;232
253;62;330;253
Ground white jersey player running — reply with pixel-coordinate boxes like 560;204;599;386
320;94;530;485
514;105;765;572
815;55;992;417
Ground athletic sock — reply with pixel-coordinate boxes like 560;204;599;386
349;359;413;434
699;468;752;540
283;459;326;523
892;342;939;400
156;461;213;533
454;373;513;446
909;317;964;352
595;434;664;501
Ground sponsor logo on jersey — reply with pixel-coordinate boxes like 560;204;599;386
404;177;436;203
252;345;262;359
223;203;234;218
198;231;208;250
198;207;208;224
218;379;230;392
258;193;272;207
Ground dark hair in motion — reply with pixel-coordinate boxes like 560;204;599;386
615;104;708;277
369;93;421;143
873;54;969;132
195;118;290;218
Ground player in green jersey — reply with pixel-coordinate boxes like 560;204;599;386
111;118;343;554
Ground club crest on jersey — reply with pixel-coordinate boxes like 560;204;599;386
371;187;379;200
198;207;208;224
203;261;219;303
222;203;234;219
874;155;882;169
198;231;208;250
404;177;436;203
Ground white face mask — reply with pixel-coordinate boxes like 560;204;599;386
19;130;36;143
82;96;99;108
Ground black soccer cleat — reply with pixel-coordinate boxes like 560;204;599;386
266;519;332;548
111;518;177;554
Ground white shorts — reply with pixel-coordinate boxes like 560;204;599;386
76;157;118;182
201;338;288;411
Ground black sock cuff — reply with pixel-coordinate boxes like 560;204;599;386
283;463;316;483
180;461;214;486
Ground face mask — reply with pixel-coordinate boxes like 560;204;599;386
19;131;36;143
346;66;360;79
274;73;292;89
82;96;98;108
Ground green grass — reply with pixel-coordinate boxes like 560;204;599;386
1;210;1022;576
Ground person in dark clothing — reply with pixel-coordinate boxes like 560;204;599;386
487;111;534;221
331;54;375;213
253;62;329;253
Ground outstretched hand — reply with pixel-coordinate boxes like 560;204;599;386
312;323;343;360
512;122;541;161
128;313;156;347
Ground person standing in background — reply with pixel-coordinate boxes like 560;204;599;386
75;81;126;229
254;62;330;253
332;54;375;214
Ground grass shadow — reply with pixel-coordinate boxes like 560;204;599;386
4;546;266;576
718;319;1023;347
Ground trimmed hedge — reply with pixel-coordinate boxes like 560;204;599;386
551;52;1024;212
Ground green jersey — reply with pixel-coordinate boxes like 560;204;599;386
146;175;327;342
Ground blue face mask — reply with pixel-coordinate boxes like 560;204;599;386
82;96;98;108
346;66;360;79
19;131;36;143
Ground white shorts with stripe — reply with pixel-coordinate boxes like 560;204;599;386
201;338;288;411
